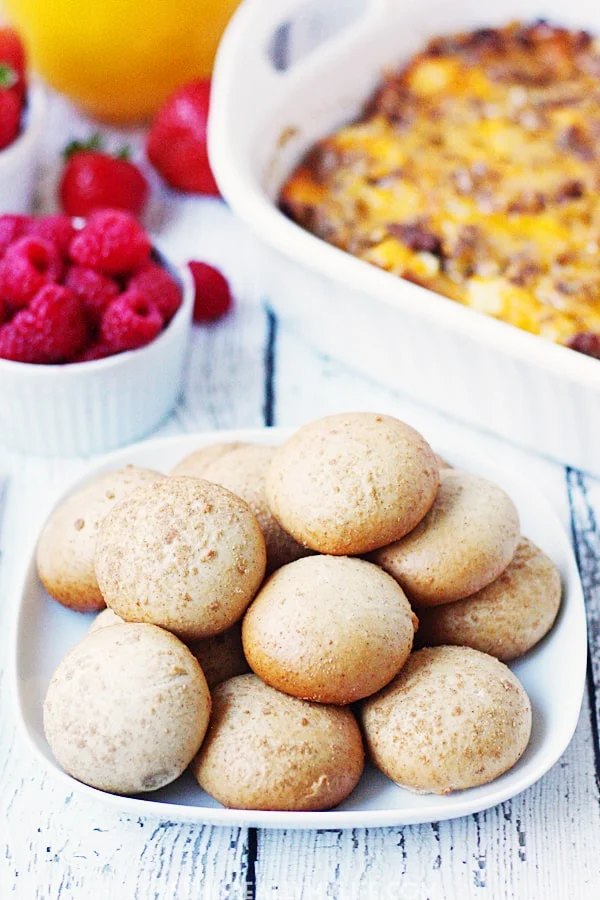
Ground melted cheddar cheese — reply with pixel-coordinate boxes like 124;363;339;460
280;22;600;358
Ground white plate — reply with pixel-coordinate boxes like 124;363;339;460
10;426;587;829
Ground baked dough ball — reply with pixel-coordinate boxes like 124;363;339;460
44;623;211;795
192;674;364;811
266;412;439;555
88;608;124;633
202;444;312;573
188;622;250;689
37;466;164;611
171;442;250;477
242;556;416;704
415;537;562;660
360;646;531;794
95;477;267;640
371;469;520;606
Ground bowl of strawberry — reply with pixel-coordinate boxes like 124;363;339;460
0;209;193;455
0;26;46;213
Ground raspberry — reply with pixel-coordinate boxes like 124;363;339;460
188;261;232;322
0;321;32;361
70;341;114;363
69;209;151;275
0;236;63;309
0;284;88;363
0;293;5;324
27;215;76;255
65;265;120;327
127;262;182;323
100;289;163;352
0;213;29;256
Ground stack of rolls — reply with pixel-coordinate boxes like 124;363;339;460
39;412;560;809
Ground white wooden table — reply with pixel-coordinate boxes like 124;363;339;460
1;93;600;900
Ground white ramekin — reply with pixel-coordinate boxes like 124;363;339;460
0;249;193;456
0;83;46;214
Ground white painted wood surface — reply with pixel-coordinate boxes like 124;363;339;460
1;92;600;900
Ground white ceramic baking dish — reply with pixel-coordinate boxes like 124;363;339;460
209;0;600;476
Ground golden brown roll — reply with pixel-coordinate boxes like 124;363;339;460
371;469;520;605
95;476;266;640
192;674;364;810
37;466;164;612
242;555;416;704
266;412;439;555
360;645;532;794
44;623;211;795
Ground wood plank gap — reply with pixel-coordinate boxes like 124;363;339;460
262;307;278;427
245;828;258;900
566;467;600;790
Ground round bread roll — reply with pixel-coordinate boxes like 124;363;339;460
202;444;312;573
266;412;439;555
192;674;364;811
188;622;250;689
44;623;211;795
415;537;562;660
36;466;164;612
88;608;124;633
95;477;267;640
171;442;250;478
242;556;416;705
360;646;532;794
371;469;520;606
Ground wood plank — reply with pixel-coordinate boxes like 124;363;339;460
255;671;600;900
0;201;273;898
257;324;600;900
0;454;250;900
567;468;600;783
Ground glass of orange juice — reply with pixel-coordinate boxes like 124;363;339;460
4;0;241;122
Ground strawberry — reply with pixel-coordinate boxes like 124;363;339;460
0;28;25;83
59;135;149;217
0;27;26;100
146;80;219;195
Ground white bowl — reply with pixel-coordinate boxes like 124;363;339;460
0;248;193;456
10;426;587;828
0;82;46;214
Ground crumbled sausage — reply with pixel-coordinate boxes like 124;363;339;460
388;222;442;255
567;332;600;359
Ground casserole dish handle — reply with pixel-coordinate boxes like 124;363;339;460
212;0;390;104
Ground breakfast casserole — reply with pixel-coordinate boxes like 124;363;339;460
280;21;600;359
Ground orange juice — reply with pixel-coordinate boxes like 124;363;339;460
5;0;241;122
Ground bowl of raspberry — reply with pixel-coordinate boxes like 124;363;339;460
0;209;193;455
0;26;46;213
